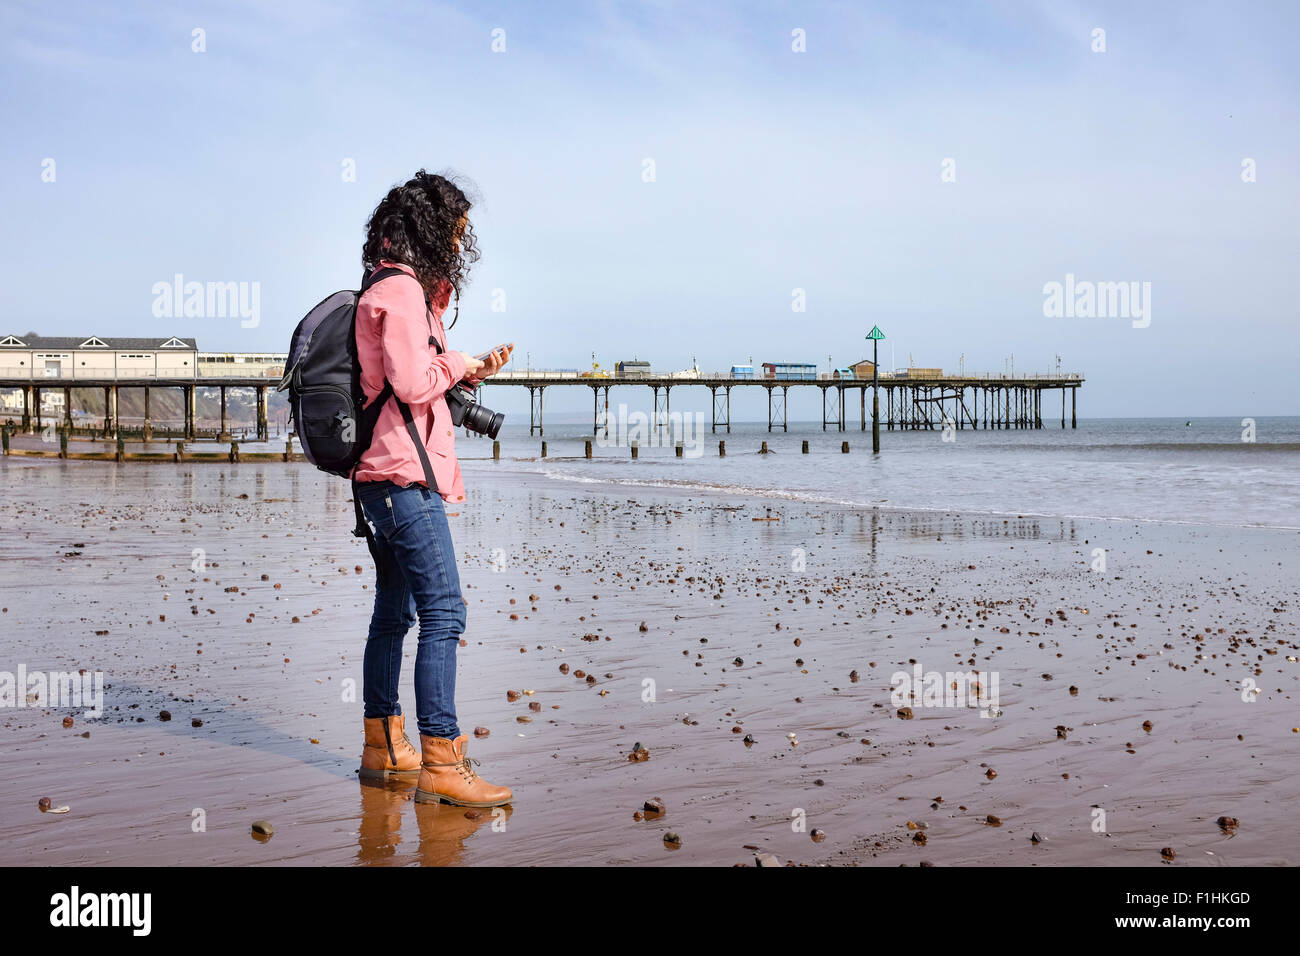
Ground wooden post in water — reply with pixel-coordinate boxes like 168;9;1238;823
174;441;185;463
540;441;547;458
59;426;68;459
631;441;639;459
674;441;683;458
801;440;809;453
493;440;501;460
719;440;725;457
229;441;239;463
842;441;850;453
115;431;125;462
870;331;882;452
585;439;592;459
284;436;293;462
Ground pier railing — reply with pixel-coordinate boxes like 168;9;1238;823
0;365;1083;385
0;366;283;382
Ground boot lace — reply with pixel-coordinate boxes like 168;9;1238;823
457;755;481;782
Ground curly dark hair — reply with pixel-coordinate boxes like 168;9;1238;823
362;169;481;327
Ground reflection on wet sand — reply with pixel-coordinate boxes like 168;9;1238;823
357;778;511;866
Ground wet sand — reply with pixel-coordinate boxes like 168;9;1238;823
1;456;1297;866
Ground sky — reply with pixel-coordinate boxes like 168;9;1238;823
2;0;1297;419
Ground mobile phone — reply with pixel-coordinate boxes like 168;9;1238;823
474;343;514;362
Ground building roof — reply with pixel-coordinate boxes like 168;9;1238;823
0;333;196;350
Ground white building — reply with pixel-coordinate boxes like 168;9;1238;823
0;333;197;380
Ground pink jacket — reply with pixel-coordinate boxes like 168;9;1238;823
352;260;474;503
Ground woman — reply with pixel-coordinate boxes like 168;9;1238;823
352;169;514;808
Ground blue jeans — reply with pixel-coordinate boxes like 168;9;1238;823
355;479;466;739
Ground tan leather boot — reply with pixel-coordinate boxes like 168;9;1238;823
360;714;422;778
414;734;513;807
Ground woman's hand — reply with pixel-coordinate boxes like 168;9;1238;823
458;352;486;376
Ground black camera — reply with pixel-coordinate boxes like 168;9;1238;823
445;383;504;439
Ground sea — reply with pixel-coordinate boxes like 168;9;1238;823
460;416;1300;532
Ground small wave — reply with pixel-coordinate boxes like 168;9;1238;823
519;465;1300;532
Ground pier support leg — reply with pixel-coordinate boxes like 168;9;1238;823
528;386;544;436
64;387;73;433
1071;387;1076;429
711;385;732;434
21;385;31;433
219;385;228;440
33;387;42;434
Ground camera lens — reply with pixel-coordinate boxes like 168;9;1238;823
462;401;505;440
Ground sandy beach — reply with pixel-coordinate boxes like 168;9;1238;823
1;455;1297;866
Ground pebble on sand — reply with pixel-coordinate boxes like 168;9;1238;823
62;716;74;728
897;706;914;720
643;797;666;815
474;727;490;737
251;820;274;837
38;797;51;812
159;710;172;722
1160;847;1176;860
663;831;682;847
1216;816;1239;831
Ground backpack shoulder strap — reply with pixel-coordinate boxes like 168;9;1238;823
360;265;411;293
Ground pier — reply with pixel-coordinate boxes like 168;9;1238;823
479;371;1084;436
0;374;275;442
0;368;1085;442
